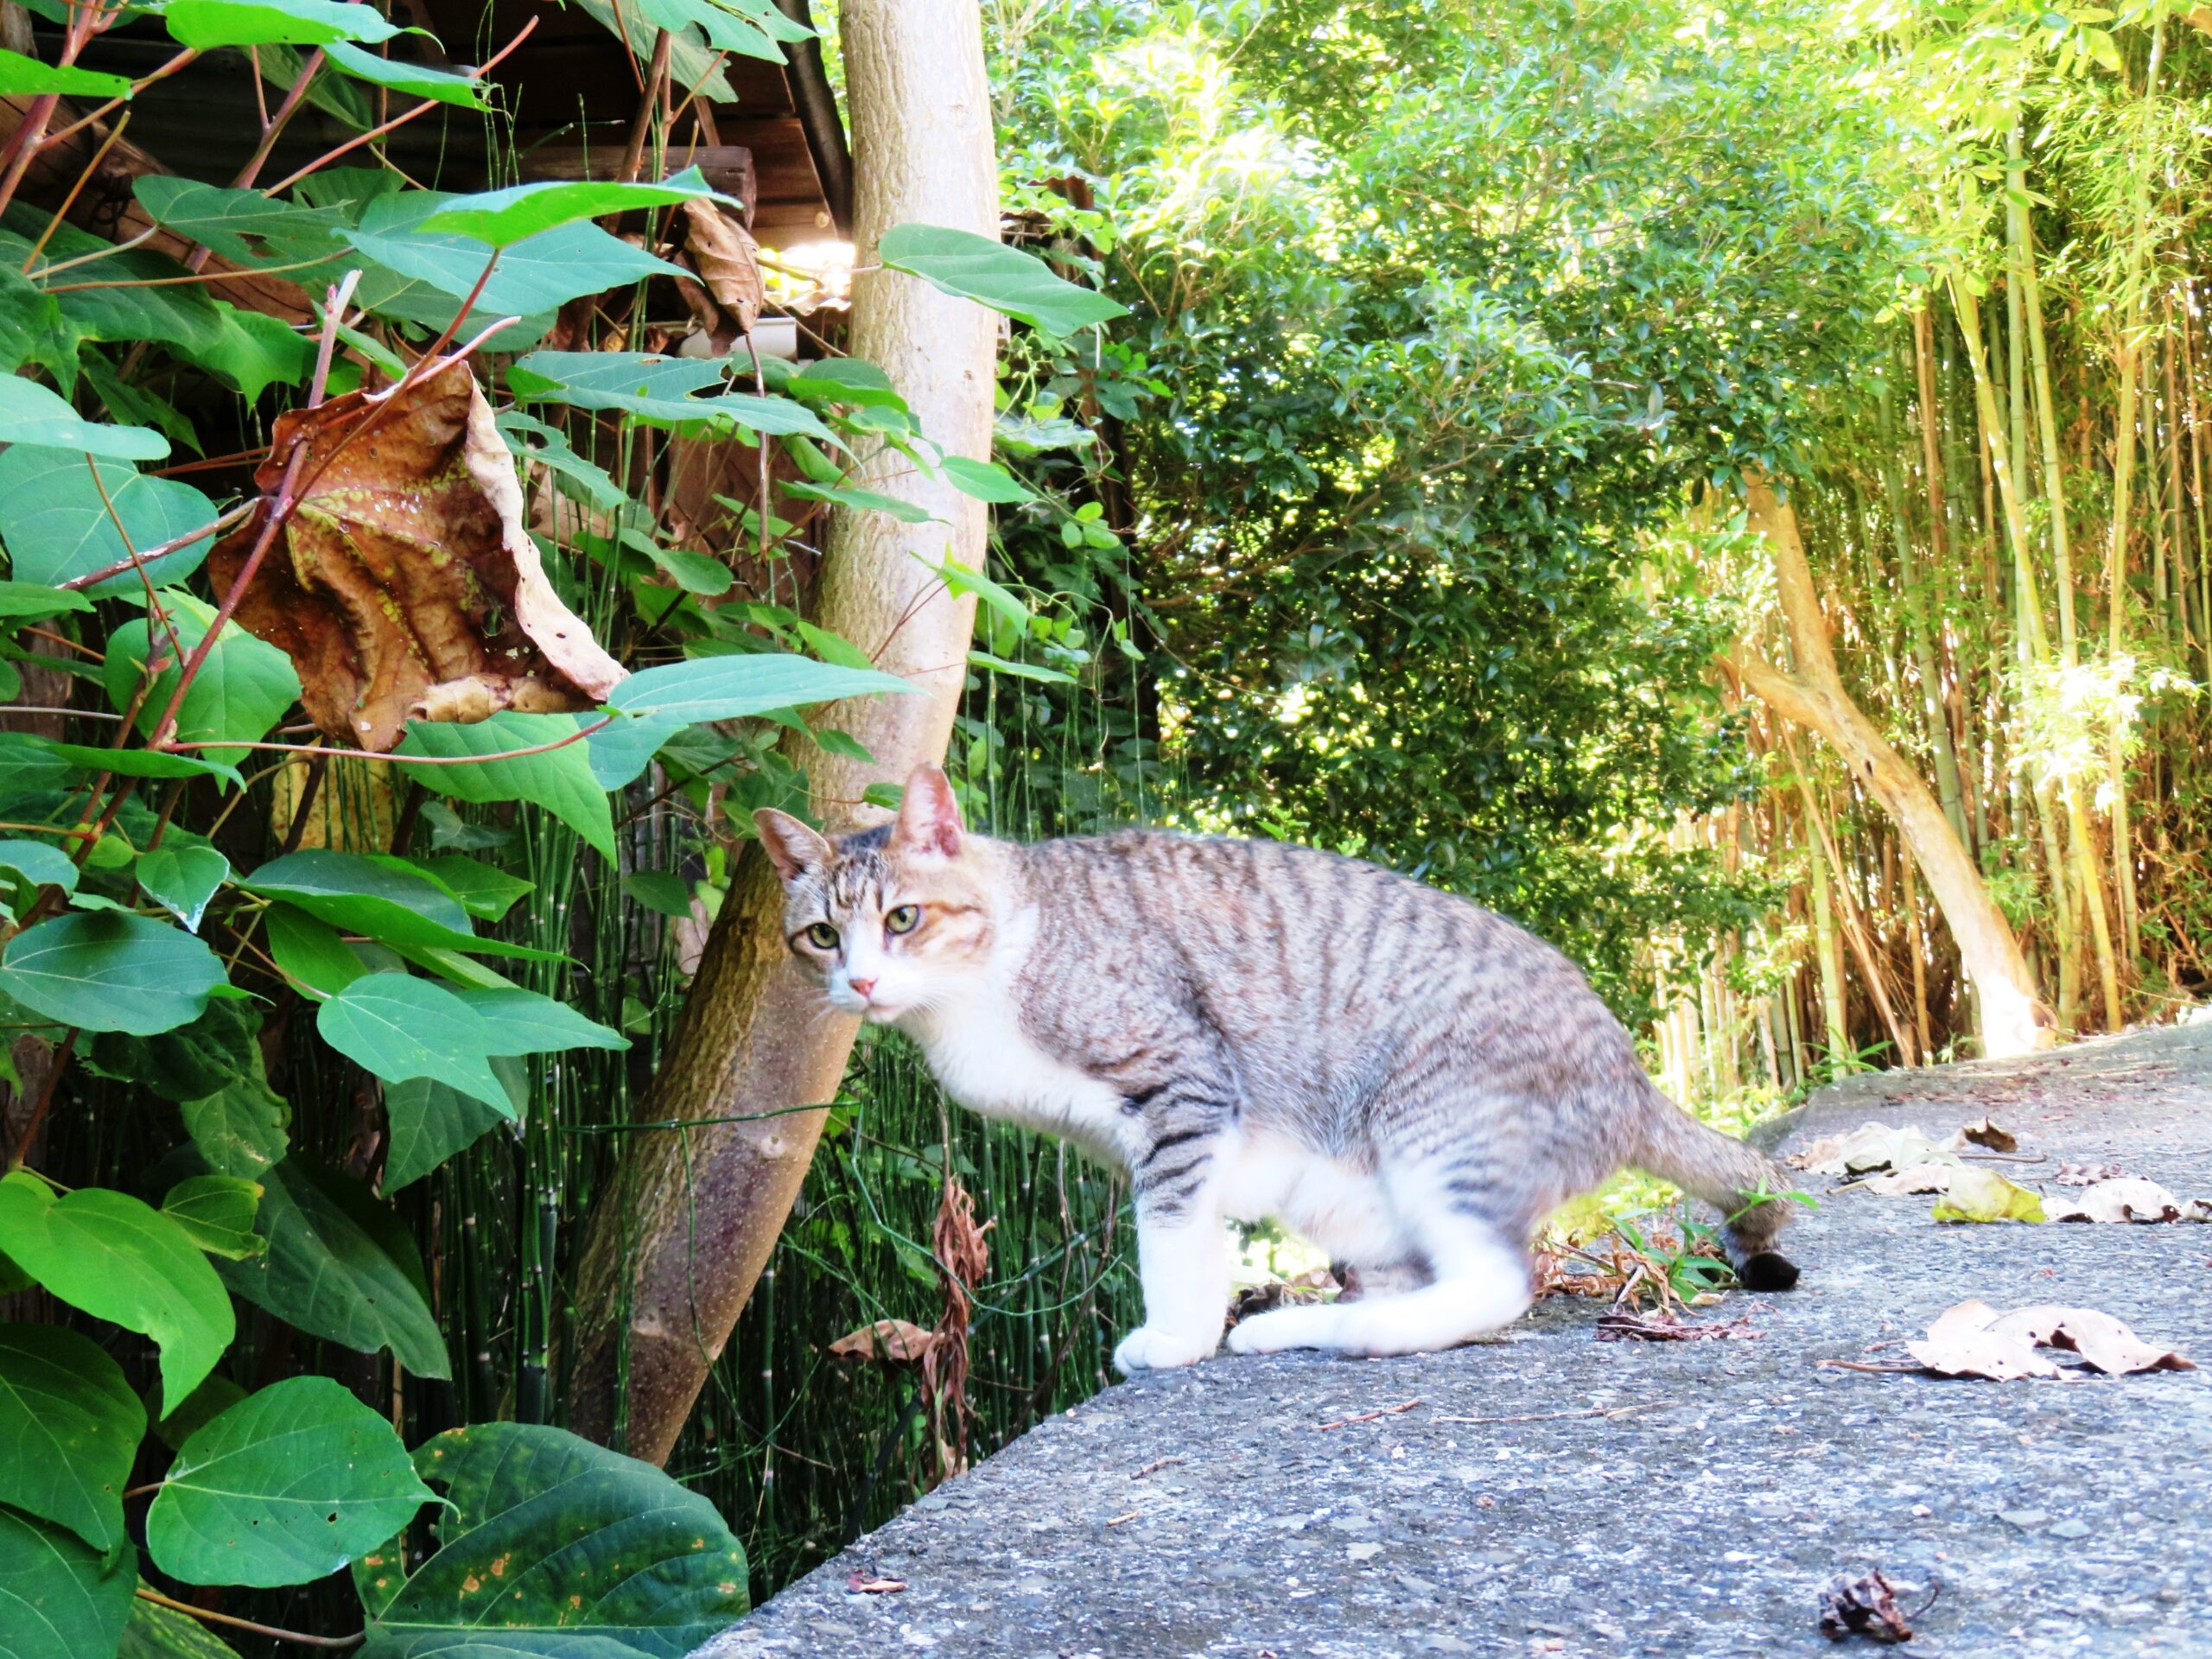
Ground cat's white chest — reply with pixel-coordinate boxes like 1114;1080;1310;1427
899;991;1131;1166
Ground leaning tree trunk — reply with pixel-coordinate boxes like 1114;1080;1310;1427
569;0;998;1463
1727;471;2049;1060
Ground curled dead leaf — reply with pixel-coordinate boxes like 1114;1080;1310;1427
844;1571;907;1594
1905;1300;2060;1381
1818;1570;1917;1644
1927;1165;2044;1224
1954;1115;2018;1153
828;1319;940;1363
1987;1306;2196;1376
682;199;766;335
2046;1177;2183;1224
211;359;625;751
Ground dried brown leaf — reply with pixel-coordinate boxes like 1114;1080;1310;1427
1904;1300;2060;1380
1818;1570;1916;1643
2045;1177;2183;1224
2052;1161;2126;1186
827;1319;940;1363
212;359;625;751
1594;1309;1758;1342
682;199;765;335
844;1571;907;1594
1987;1306;2195;1376
1952;1115;2018;1152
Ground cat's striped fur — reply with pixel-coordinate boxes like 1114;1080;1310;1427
758;766;1798;1374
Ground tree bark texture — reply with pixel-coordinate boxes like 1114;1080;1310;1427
1729;472;2049;1060
568;0;999;1465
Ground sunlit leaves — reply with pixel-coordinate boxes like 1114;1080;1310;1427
606;653;913;724
506;351;835;439
417;165;734;245
324;41;488;108
878;223;1128;337
395;714;615;858
0;912;227;1035
147;1376;430;1588
161;0;403;49
0;1173;234;1402
0;48;131;99
342;192;688;319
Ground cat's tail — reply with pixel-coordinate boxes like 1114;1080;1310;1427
1628;1090;1802;1292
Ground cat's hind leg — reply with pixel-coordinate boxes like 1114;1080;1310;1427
1228;1169;1529;1358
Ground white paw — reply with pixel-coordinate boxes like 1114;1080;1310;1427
1112;1325;1218;1375
1226;1305;1344;1355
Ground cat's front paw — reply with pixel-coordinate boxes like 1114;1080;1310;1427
1112;1325;1218;1375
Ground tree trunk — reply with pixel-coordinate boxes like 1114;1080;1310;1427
1728;472;2048;1058
568;0;998;1464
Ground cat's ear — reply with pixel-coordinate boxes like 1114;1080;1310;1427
892;764;963;859
754;809;831;882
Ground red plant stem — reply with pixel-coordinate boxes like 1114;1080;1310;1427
19;111;131;274
59;503;255;591
260;15;538;196
131;1588;362;1652
6;1028;79;1173
41;45;202;149
172;715;616;765
228;48;323;195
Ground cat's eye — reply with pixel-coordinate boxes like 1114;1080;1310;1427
885;905;920;936
804;922;840;950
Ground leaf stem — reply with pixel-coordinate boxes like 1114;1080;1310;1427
170;714;616;765
132;1587;364;1650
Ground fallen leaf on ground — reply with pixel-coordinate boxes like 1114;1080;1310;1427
1954;1116;2018;1152
2046;1177;2183;1224
1858;1161;1958;1196
212;358;625;750
1789;1122;1951;1176
1929;1165;2045;1224
2052;1161;2126;1186
845;1571;906;1594
1986;1306;2196;1376
1905;1300;2061;1380
1818;1570;1916;1643
1595;1309;1758;1342
827;1319;940;1363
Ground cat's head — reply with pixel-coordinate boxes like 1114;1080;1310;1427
753;764;1000;1021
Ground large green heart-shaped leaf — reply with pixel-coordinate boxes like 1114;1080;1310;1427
242;850;552;961
146;1376;432;1589
343;192;688;318
406;856;533;923
0;1504;135;1659
137;846;229;932
394;714;615;859
416;166;733;246
315;974;509;1109
607;652;912;725
0;912;227;1035
215;1158;448;1380
877;223;1128;338
360;1423;747;1658
453;987;627;1055
0;1325;146;1552
322;41;487;109
83;999;260;1104
381;1061;520;1192
103;594;302;764
0;376;166;461
0;1174;233;1403
132;178;350;269
0;448;218;594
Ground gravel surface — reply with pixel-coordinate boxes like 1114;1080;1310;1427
699;1022;2212;1658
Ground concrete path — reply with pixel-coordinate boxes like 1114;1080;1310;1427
702;1024;2212;1658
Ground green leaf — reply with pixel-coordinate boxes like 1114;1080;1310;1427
161;1175;264;1261
244;849;551;961
453;987;627;1054
0;579;92;619
161;0;402;48
507;351;835;439
360;1423;748;1657
147;1376;432;1589
496;410;626;511
395;714;614;859
137;846;228;932
0;1506;134;1659
0;48;132;99
0;265;82;388
607;653;913;724
82;999;258;1103
131;178;348;270
10;216;226;358
103;592;302;763
877;223;1128;338
217;1157;448;1379
621;870;694;919
0;448;219;594
181;1077;291;1179
0;1325;145;1552
938;454;1037;504
0;838;78;902
118;1584;245;1658
418;166;734;246
784;357;905;410
0;376;165;461
783;479;936;523
409;855;532;922
323;41;488;108
0;1173;234;1402
30;741;246;793
582;709;688;791
343;192;688;320
0;912;226;1035
263;902;368;1000
969;649;1076;684
316;973;508;1110
177;303;315;401
382;1061;518;1192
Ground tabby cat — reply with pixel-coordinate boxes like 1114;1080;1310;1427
757;766;1798;1374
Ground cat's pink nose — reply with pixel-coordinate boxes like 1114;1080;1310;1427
848;977;876;999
